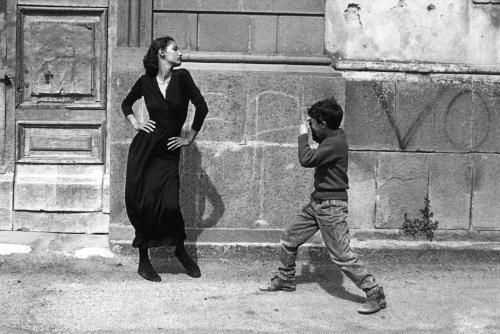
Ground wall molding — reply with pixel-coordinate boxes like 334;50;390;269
335;60;500;75
112;48;332;71
153;0;324;15
17;0;108;7
472;0;500;4
181;52;332;65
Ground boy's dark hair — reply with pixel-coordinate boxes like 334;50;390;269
307;97;343;130
143;36;175;77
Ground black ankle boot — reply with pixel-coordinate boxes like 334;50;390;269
138;248;161;282
137;262;161;282
175;248;201;278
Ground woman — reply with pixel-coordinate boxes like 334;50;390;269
121;36;208;282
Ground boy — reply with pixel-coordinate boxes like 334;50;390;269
259;97;386;315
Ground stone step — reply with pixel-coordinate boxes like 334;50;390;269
110;239;500;264
1;231;499;264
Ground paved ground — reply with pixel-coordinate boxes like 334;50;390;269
0;251;499;334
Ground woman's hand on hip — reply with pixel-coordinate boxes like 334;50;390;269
167;137;191;150
133;119;156;133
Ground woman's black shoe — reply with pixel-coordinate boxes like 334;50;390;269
175;249;201;278
137;262;161;282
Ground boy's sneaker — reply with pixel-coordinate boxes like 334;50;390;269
259;275;296;292
358;286;387;314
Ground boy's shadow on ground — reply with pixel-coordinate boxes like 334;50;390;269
151;143;224;275
294;249;365;304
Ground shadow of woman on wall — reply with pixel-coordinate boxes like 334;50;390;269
151;142;225;276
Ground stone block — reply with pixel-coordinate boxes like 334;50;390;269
180;143;260;228
249;16;277;54
259;146;314;229
110;143;129;226
277;16;324;56
14;165;104;212
326;0;472;64
242;0;324;14
246;73;302;144
0;209;12;231
102;173;110;214
469;5;500;65
154;0;240;12
429;154;472;229
198;14;250;52
110;72;145;143
471;81;500;153
375;153;429;228
12;212;108;234
154;0;324;14
153;13;197;51
434;83;474;152
471;154;500;230
394;82;441;151
344;80;400;150
302;75;345;113
348;152;377;229
187;70;247;142
0;173;14;230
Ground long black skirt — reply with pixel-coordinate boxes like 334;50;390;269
125;129;186;249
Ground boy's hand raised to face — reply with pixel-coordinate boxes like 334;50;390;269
299;119;309;135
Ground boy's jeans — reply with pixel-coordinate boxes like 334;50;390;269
278;198;377;291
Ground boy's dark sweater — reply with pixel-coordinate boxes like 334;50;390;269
298;129;349;200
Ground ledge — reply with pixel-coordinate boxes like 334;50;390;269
472;0;500;4
109;226;500;243
334;60;500;75
112;48;333;71
110;239;500;264
181;52;332;65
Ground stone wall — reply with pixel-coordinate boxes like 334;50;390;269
110;0;348;245
326;0;500;65
109;0;500;247
151;0;324;55
111;69;500;244
109;60;344;244
3;0;498;244
343;73;500;234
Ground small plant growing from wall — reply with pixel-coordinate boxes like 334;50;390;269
399;196;439;241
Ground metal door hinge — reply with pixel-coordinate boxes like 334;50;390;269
0;74;12;86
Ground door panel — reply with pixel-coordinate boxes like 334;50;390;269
17;7;106;109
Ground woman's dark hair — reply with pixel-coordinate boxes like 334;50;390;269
143;36;175;77
307;97;343;130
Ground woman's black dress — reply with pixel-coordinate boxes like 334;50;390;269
121;69;208;248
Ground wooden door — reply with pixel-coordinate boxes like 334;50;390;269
12;2;108;233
